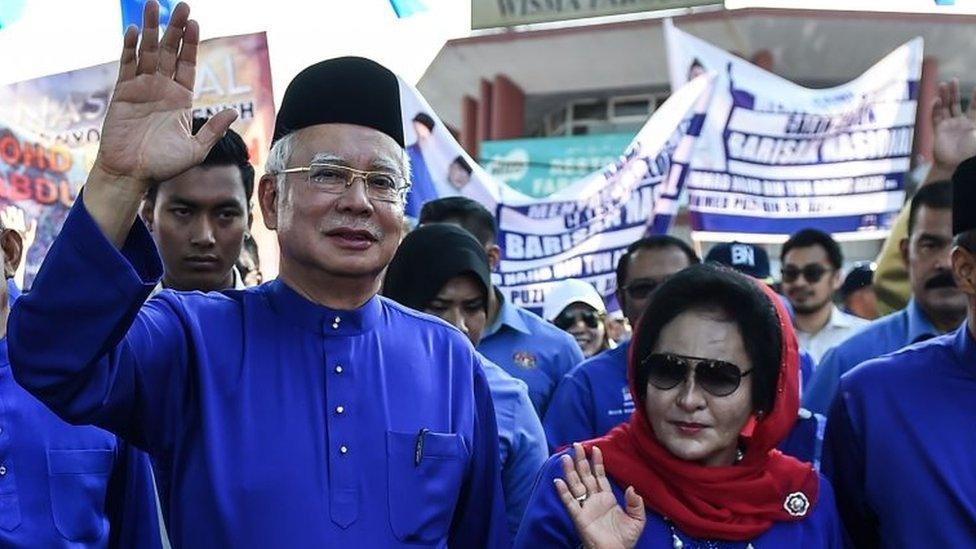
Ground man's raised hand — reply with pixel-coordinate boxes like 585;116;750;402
92;1;237;186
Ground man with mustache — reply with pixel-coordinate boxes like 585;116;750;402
804;180;964;414
822;155;976;547
779;228;869;363
7;2;507;547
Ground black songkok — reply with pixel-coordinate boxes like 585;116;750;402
951;156;976;236
272;57;404;148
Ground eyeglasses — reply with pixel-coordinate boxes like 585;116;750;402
621;279;662;300
277;163;409;203
781;264;832;284
554;309;604;330
641;352;752;397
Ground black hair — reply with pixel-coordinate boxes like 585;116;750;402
615;235;700;289
413;112;436;132
451;155;472;174
781;228;842;270
908;180;953;237
419;196;497;246
145;117;254;204
632;264;781;415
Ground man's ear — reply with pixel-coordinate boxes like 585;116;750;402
899;237;910;269
486;244;501;271
1;229;23;279
952;246;976;294
258;174;279;230
140;199;155;232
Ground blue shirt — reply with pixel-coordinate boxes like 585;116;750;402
480;357;547;538
543;342;826;467
0;337;160;549
803;299;940;414
8;201;508;548
823;323;976;547
515;450;843;548
478;292;584;418
404;142;440;220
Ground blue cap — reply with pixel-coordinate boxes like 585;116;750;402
705;241;772;282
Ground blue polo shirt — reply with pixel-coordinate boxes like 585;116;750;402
544;341;826;468
823;323;976;547
477;292;584;418
803;299;941;414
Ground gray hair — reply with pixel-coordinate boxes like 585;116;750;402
264;132;413;204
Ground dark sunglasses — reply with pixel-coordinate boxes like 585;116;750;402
554;309;603;330
641;353;752;397
621;279;662;300
781;264;832;284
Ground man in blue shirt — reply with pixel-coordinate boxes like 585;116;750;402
9;5;506;547
544;236;698;450
823;154;976;547
0;219;159;547
803;181;966;414
420;196;585;418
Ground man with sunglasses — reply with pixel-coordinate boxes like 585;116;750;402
544;236;698;451
8;4;507;547
823;156;976;547
419;196;585;419
780;228;869;362
803;181;964;414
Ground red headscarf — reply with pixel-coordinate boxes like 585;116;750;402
583;280;819;541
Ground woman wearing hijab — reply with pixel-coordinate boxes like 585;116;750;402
383;224;548;538
516;264;842;548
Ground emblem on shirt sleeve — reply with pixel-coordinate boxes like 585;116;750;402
512;351;538;370
783;491;810;517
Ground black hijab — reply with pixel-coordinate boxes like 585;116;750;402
383;224;492;311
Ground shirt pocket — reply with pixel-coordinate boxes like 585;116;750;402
386;430;468;544
47;449;114;542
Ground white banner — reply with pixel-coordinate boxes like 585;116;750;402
665;20;923;241
397;75;714;314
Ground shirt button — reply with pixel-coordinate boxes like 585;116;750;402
0;465;8;476
339;445;348;455
334;365;343;374
335;406;345;414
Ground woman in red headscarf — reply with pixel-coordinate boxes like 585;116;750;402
516;264;842;548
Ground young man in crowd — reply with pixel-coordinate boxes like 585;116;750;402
780;228;869;361
419;196;585;418
141;117;253;293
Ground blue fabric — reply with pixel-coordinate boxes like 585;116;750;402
515;450;843;548
8;200;508;548
480;357;547;537
478;293;584;418
0;337;160;548
802;299;940;414
543;342;632;451
823;324;976;547
404;143;440;220
543;342;826;467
